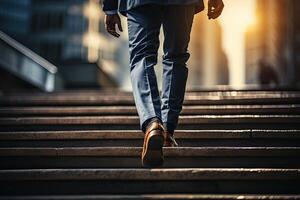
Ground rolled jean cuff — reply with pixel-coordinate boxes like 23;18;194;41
141;115;162;133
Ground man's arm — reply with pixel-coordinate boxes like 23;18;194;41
102;0;123;38
207;0;224;19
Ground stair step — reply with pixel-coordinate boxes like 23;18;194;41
1;105;299;116
2;91;299;99
5;90;299;96
3;168;298;180
1;194;300;200
2;130;299;147
1;115;299;131
1;147;299;168
1;147;299;156
186;90;300;96
2;130;299;140
0;168;299;194
1;115;299;125
1;94;299;106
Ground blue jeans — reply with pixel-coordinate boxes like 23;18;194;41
127;4;195;132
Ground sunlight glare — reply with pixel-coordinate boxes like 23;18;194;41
219;0;257;88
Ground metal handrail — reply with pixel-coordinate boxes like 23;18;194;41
0;31;57;74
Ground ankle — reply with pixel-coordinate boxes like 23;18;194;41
163;122;174;135
143;117;162;133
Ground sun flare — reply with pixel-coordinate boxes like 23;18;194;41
219;0;257;87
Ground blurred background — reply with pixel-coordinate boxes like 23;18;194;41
0;0;299;92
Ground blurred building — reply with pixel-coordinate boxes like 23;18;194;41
188;13;229;89
0;0;128;89
245;0;300;88
288;0;300;86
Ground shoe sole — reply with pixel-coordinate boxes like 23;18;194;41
142;130;164;168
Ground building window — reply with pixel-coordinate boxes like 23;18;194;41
99;19;106;34
64;42;84;60
32;0;63;5
67;15;87;33
31;12;64;31
39;42;62;63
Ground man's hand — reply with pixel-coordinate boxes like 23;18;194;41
208;0;224;20
105;14;123;38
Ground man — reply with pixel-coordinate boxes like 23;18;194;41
102;0;224;167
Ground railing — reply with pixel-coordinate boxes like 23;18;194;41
0;31;57;92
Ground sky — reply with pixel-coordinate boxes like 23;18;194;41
219;0;257;87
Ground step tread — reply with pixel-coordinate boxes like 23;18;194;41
0;147;299;157
3;90;300;96
1;194;300;200
0;105;299;116
0;168;299;180
1;130;299;140
2;92;299;98
1;95;299;106
1;115;299;125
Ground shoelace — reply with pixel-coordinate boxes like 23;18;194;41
161;125;179;147
168;134;179;147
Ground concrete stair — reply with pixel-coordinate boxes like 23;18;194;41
1;130;299;147
0;90;300;199
0;93;299;106
1;195;300;200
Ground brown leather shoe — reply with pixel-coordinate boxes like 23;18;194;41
163;131;179;147
141;121;165;167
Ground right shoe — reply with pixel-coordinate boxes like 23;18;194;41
163;131;179;147
141;120;165;167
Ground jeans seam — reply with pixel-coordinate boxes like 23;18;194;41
165;58;174;126
143;21;160;126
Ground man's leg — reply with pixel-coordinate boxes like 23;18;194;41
127;5;163;132
161;5;195;133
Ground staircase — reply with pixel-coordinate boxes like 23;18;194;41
0;89;300;199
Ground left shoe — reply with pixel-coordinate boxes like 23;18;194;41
141;120;165;167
